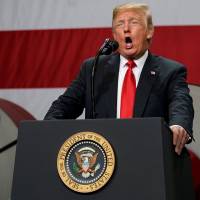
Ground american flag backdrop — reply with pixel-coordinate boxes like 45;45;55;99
0;1;200;198
0;0;200;171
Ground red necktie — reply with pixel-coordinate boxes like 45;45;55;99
120;60;136;118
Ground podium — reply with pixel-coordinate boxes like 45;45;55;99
11;118;194;200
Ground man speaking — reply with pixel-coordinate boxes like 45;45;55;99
44;3;194;197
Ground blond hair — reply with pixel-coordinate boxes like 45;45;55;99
112;2;153;30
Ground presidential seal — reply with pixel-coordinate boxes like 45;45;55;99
57;131;115;193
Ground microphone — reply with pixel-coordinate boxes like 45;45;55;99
91;38;119;118
98;38;119;55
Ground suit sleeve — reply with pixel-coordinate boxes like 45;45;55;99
167;66;194;137
44;62;87;120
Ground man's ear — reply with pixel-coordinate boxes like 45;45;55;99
147;26;154;39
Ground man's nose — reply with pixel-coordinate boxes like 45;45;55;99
123;21;130;33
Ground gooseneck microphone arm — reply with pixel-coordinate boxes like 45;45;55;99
91;39;119;118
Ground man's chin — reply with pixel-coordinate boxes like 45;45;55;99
120;50;137;59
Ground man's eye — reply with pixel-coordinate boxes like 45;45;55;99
130;20;139;25
116;22;124;27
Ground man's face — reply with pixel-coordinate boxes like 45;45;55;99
112;10;153;59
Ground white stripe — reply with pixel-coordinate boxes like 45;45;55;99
0;88;65;120
0;0;200;30
187;85;200;157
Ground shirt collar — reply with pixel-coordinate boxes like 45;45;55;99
120;50;149;68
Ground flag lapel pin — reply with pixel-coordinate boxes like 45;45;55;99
150;71;156;75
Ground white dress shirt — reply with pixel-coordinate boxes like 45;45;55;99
116;50;148;118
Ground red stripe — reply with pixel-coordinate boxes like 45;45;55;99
0;26;199;88
151;26;200;85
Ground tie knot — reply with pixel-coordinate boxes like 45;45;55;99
127;60;136;69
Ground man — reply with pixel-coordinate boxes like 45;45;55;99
45;2;194;155
45;3;195;198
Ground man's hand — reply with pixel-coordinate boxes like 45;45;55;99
170;125;190;155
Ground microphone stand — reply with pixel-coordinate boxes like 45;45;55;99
91;39;109;118
91;54;99;119
91;39;118;118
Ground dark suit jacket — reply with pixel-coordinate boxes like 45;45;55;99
44;52;194;136
44;52;195;199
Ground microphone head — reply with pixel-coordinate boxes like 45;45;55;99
111;40;119;52
100;39;119;55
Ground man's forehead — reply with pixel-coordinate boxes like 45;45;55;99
114;10;145;21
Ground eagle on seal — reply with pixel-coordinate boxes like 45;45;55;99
75;150;100;178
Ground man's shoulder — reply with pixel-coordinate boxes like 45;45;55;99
150;53;185;70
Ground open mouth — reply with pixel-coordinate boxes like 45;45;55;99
125;37;133;49
125;37;132;43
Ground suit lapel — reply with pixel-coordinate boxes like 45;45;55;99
134;53;160;117
101;53;120;118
